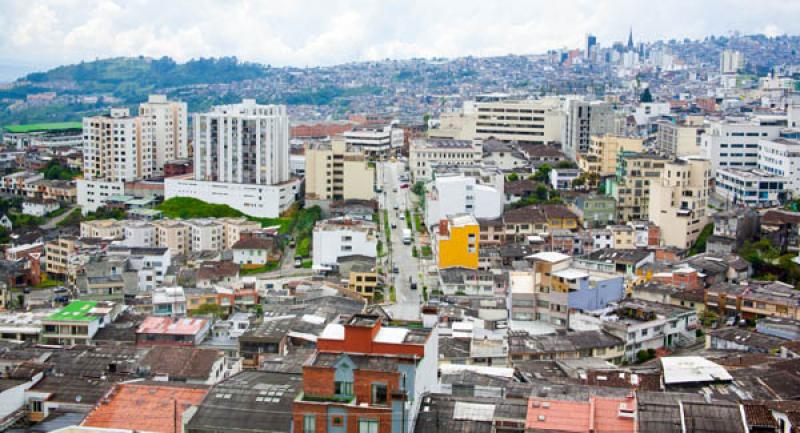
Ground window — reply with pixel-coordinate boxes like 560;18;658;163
303;415;315;433
335;381;353;396
359;419;379;433
371;383;388;405
30;400;43;412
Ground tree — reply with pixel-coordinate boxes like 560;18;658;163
640;88;653;103
688;223;714;256
506;173;519;182
532;164;552;182
191;303;226;318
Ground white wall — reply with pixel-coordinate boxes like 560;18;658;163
77;180;125;214
312;227;376;270
165;178;299;218
425;176;502;226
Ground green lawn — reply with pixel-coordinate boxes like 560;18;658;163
239;261;279;275
157;197;291;233
4;121;82;134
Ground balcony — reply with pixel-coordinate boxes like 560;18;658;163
296;392;356;404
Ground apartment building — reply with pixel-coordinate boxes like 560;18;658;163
424;173;503;227
563;100;615;160
715;168;788;207
606;152;668;222
342;124;404;159
720;49;744;74
654;117;705;158
40;301;120;345
218;217;262;250
434;214;480;270
428;112;477;141
80;219;124;239
757;138;800;195
152;219;190;256
409;138;482;181
123;220;156;248
44;236;80;278
138;94;188;176
186;219;223;253
293;314;437;433
700;118;782;175
312;218;377;271
578;135;644;177
304;138;375;201
165;99;300;218
649;156;711;249
465;96;565;145
706;280;800;321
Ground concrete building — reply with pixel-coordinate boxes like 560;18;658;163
152;219;189;256
550;168;580;190
409;139;482;181
715;168;788;207
123;221;156;248
138;94;188;176
563;100;615;160
465;96;565;145
579;135;643;177
312;218;377;271
700;118;782;175
80;219;124;240
186;219;223;253
649;156;711;249
428;112;478;141
424;174;503;227
40;301;120;345
434;214;480;270
606;152;668;222
720;49;744;74
304;138;375;201
342;124;404;159
165;100;298;218
757;138;800;195
655;116;705;157
218;217;262;250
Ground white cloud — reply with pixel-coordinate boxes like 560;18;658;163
0;0;799;80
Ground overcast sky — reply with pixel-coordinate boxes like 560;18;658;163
1;0;799;81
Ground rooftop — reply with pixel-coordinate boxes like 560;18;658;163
46;301;108;322
136;316;208;336
661;356;733;385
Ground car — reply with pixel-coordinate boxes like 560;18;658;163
399;213;405;220
399;183;409;189
391;222;397;229
410;283;417;291
393;188;398;193
393;204;399;210
392;266;399;273
54;295;70;303
294;256;303;268
725;316;736;327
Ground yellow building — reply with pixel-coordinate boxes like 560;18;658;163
348;265;380;300
649;156;710;249
579;135;644;177
435;214;479;270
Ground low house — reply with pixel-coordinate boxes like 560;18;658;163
135;316;210;347
21;199;58;217
40;301;120;345
232;237;275;266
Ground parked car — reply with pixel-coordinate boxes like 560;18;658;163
400;183;409;189
294;256;303;268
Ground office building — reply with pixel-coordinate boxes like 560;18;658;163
424;173;503;227
564;100;615;161
305;138;375;201
701;118;782;175
757;138;800;195
165;100;300;218
715;168;787;207
649;156;711;249
343;124;404;159
465;96;565;145
409;139;482;181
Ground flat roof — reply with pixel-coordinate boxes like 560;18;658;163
46;301;101;322
4;122;82;134
661;356;733;385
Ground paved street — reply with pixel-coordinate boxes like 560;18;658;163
378;161;423;320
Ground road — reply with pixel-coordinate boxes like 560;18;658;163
41;205;77;229
378;161;424;321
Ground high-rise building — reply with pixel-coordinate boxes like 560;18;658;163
655;116;705;157
720;49;744;74
578;135;644;177
564;100;615;161
586;34;597;59
606;152;669;222
304;138;375;201
649;156;711;249
78;96;188;213
701;118;783;175
139;94;188;175
757;138;800;194
165;99;300;218
465;96;565;145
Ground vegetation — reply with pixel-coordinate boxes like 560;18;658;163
531;164;553;182
296;237;311;257
412;246;418;258
420;245;432;258
301;259;312;269
405;210;412;229
3;122;82;133
383;210;391;241
83;207;127;221
33;277;62;289
414;213;425;234
640;88;654;103
636;348;657;363
506;173;520;182
688;223;714;256
239;262;279;275
740;238;800;286
510;184;563;208
40;160;81;180
57;208;82;227
8;212;44;229
389;286;397;303
190;303;227;318
287;205;323;257
157;197;291;232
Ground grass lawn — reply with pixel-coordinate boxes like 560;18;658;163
239;261;279;275
34;277;62;289
4;122;82;133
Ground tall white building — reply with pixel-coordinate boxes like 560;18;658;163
563;100;615;161
464;96;565;145
139;94;188;175
758;138;800;195
720;49;744;74
343;124;403;159
701;118;783;175
82;108;141;182
165;100;300;218
312;218;377;271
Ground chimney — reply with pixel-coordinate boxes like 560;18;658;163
438;219;449;236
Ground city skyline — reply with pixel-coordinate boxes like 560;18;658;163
2;0;800;81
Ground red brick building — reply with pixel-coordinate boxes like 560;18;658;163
293;314;437;433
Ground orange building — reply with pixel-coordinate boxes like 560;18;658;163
435;214;479;270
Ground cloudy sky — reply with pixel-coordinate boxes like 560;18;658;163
0;0;798;80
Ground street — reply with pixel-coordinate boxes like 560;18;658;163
377;160;424;321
